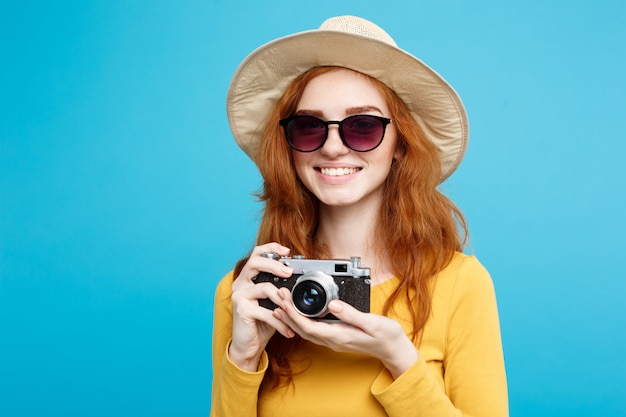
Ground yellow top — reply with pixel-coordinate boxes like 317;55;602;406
211;253;508;416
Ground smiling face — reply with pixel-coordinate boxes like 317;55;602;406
291;68;400;210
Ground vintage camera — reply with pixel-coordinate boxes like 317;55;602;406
252;253;371;320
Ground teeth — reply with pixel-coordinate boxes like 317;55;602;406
320;167;359;176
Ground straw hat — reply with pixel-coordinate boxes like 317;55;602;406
227;15;468;182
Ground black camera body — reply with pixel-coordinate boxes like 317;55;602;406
252;253;371;321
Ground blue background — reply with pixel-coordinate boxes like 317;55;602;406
1;1;624;416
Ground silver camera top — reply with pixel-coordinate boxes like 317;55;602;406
260;252;370;277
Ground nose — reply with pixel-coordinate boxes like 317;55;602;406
320;125;349;157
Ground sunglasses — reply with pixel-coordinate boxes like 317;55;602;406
279;114;392;152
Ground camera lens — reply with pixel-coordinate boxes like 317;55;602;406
292;271;338;318
301;287;319;306
293;281;326;314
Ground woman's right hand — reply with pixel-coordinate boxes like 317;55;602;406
228;242;295;372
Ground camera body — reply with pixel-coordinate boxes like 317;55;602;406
252;253;371;321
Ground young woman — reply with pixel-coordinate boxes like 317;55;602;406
211;16;508;417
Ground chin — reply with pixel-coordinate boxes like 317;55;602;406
318;195;361;207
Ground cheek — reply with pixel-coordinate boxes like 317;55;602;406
291;152;309;181
378;134;401;166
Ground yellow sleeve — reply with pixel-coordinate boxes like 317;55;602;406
371;256;509;416
210;272;268;417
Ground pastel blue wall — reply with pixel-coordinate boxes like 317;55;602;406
1;1;624;416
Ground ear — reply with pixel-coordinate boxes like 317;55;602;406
393;142;405;161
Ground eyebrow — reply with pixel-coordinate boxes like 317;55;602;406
294;105;385;118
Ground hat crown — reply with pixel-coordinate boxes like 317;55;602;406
318;16;397;47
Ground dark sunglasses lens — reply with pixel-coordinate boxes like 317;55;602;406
287;116;327;151
342;115;385;151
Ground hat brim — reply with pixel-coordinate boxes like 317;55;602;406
227;29;468;182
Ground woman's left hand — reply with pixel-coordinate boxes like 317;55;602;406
273;287;419;379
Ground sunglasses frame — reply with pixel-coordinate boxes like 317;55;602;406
279;114;392;152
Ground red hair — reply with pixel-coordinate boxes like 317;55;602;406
233;66;467;390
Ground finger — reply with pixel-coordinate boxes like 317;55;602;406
231;288;295;339
274;289;336;343
327;300;368;329
232;281;279;303
249;242;291;258
328;300;405;343
234;253;293;290
277;289;377;343
244;282;296;313
273;307;326;345
232;283;297;336
240;253;292;278
278;288;343;328
252;307;295;339
273;289;309;332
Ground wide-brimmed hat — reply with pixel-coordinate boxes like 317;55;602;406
227;15;468;182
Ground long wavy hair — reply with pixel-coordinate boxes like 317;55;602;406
233;66;468;391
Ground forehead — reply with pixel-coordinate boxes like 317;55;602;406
297;68;390;116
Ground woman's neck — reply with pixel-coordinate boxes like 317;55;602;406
315;202;394;285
